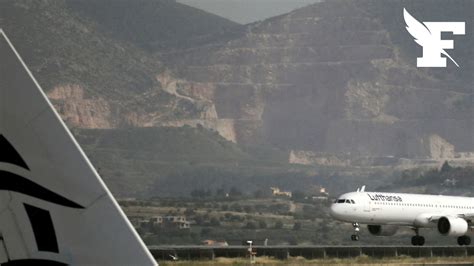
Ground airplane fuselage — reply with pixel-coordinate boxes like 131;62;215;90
330;191;474;229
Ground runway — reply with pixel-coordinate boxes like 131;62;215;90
148;245;474;261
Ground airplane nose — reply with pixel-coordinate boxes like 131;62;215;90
329;203;337;218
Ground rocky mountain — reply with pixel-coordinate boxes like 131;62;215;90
1;0;473;196
162;0;474;161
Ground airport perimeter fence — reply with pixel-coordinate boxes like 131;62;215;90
148;245;474;261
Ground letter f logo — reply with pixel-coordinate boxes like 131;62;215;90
404;8;465;67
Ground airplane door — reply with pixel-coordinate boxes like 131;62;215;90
364;201;371;212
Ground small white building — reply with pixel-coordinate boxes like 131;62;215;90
270;187;292;198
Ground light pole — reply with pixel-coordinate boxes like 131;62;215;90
247;240;256;264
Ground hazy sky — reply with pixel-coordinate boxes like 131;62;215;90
177;0;320;24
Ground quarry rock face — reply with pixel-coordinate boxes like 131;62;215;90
48;85;115;128
423;134;455;160
163;0;474;161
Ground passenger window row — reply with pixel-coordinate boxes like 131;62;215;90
374;201;474;209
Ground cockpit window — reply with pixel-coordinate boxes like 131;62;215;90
335;199;355;204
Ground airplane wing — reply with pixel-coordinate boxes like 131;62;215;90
457;213;474;220
428;214;474;223
0;29;157;265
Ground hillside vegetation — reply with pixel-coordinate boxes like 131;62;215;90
68;0;242;52
0;0;160;96
379;162;474;196
75;127;316;197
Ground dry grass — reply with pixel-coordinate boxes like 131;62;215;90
159;255;474;265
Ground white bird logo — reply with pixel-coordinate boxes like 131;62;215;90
403;8;460;67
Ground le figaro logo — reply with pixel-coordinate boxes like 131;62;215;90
403;8;465;68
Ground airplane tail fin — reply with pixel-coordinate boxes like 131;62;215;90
0;29;156;265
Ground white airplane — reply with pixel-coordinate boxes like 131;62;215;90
330;186;474;246
0;29;157;265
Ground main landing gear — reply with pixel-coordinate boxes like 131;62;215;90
458;235;471;246
351;222;360;241
411;235;425;246
411;228;425;246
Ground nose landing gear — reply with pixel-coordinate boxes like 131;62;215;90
411;228;425;246
351;222;360;241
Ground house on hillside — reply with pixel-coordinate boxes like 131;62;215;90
201;240;228;246
135;215;191;231
311;185;329;201
159;216;191;229
270;187;292;198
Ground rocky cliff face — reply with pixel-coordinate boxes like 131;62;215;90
162;0;474;160
48;84;114;128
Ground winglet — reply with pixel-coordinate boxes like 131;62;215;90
360;185;366;192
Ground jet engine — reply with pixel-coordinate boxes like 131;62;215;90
367;225;398;236
437;217;468;236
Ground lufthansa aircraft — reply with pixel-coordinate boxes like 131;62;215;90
0;30;157;265
330;186;474;246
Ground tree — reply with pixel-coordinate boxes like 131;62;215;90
292;190;306;201
215;188;226;198
194;215;204;225
190;189;205;198
293;222;302;230
245;221;257;229
441;161;453;173
184;208;195;216
200;227;212;236
204;189;212;198
259;220;267;229
190;189;212;198
231;203;243;212
229;186;242;197
210;217;221;227
243;205;253;213
253;189;266;199
274;221;283;229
